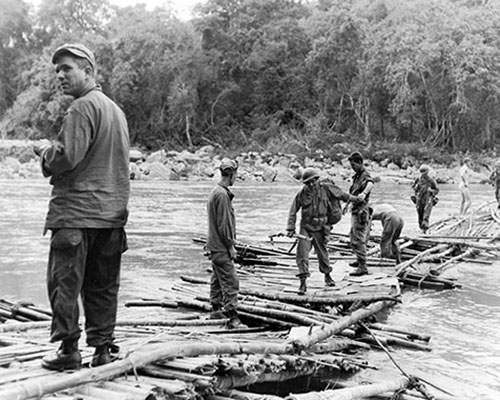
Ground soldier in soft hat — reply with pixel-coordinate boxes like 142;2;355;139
346;152;374;276
206;158;247;329
34;43;130;371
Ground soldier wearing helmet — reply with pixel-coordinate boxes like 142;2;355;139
206;158;246;329
412;164;439;233
286;167;358;295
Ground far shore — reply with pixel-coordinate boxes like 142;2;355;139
0;139;493;185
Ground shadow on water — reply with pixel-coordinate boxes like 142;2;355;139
1;178;499;398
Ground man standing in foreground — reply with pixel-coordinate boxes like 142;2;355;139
34;43;130;370
206;159;246;329
347;152;374;276
371;204;404;264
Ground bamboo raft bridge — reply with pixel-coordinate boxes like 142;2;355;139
1;203;499;400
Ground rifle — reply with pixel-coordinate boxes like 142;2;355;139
269;232;312;242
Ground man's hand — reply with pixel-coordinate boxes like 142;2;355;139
356;193;366;203
229;246;237;260
286;229;295;238
33;139;51;156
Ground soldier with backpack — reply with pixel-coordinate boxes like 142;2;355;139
286;168;358;295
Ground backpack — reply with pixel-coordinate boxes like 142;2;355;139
319;179;343;225
326;194;342;225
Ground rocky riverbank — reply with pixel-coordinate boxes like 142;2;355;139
0;139;493;185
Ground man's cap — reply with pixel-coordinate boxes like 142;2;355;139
301;167;320;183
348;151;364;163
52;43;95;68
219;158;238;173
419;164;430;173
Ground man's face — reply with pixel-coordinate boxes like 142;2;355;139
349;160;361;172
229;170;237;186
55;55;89;98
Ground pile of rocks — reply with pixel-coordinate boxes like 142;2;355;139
0;139;492;185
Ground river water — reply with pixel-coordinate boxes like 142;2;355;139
1;178;499;399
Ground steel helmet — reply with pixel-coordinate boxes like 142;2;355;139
301;168;320;183
419;164;430;173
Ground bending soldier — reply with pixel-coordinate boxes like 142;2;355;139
371;204;404;264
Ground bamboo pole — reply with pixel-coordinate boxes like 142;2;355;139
239;289;400;306
394;244;449;277
285;376;410;400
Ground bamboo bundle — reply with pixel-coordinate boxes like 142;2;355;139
239;289;400;306
0;300;51;321
285;376;410;400
215;367;318;390
140;365;215;389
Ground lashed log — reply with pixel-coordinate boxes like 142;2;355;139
400;236;500;252
239;289;400;306
285;376;410;400
291;300;393;350
0;300;51;321
0;300;391;400
394;244;449;277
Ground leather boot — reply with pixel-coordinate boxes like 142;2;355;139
225;310;248;330
297;277;307;295
324;273;335;287
42;339;81;371
91;344;112;367
349;261;359;268
350;265;369;276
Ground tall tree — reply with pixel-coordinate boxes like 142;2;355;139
0;0;32;118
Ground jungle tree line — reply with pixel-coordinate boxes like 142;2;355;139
1;0;500;157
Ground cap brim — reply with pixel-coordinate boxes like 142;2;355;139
52;48;94;67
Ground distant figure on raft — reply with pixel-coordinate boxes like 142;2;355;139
458;157;472;216
346;151;374;277
206;158;247;329
489;160;500;209
411;164;439;233
371;204;404;264
286;167;358;295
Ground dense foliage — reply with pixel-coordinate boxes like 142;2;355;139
1;0;500;161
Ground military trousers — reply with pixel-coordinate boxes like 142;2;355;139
296;226;331;278
47;228;126;347
416;199;433;231
210;251;239;314
350;210;371;267
380;212;404;264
